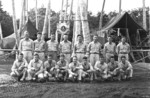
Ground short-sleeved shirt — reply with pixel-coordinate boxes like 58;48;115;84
104;42;116;53
11;59;28;71
34;39;46;52
28;59;43;71
107;61;118;71
19;38;34;51
68;62;82;72
81;62;93;71
87;41;102;54
118;61;132;71
117;42;130;53
44;60;56;71
94;61;108;71
74;42;86;53
47;40;58;52
56;60;68;69
59;40;72;53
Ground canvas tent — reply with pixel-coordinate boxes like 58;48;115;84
100;12;148;61
0;19;38;49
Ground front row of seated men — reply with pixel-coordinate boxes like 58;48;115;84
10;53;133;82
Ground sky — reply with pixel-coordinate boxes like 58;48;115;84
1;0;150;19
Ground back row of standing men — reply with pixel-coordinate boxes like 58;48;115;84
18;31;130;66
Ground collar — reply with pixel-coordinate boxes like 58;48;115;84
33;59;40;63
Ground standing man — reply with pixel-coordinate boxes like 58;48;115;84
26;53;44;81
74;34;86;63
118;56;133;80
116;37;130;62
34;32;47;62
19;31;34;63
104;37;116;63
87;34;102;67
47;33;59;61
10;53;28;81
59;34;72;63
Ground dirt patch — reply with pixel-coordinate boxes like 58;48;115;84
0;63;150;98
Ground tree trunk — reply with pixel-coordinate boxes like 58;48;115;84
79;0;91;45
119;0;122;14
143;0;147;31
35;0;38;30
48;0;51;38
74;0;81;44
12;0;19;46
99;0;106;30
42;0;50;40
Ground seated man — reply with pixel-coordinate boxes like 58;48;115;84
55;53;69;81
107;56;120;81
26;53;44;81
94;57;108;81
68;56;83;82
10;53;28;81
118;56;133;80
81;56;94;81
42;54;57;81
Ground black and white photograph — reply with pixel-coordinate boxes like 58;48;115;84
0;0;150;98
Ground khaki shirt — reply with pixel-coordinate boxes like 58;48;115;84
104;42;116;53
74;42;86;53
56;60;69;69
107;61;119;71
87;41;102;54
44;60;56;71
59;40;72;53
118;61;132;71
116;42;130;53
94;61;108;72
34;40;46;52
47;40;58;52
68;62;83;72
81;62;93;71
28;59;43;71
19;38;34;51
11;59;28;71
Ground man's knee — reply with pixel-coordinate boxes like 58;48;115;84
10;72;18;77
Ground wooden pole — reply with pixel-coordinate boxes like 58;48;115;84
35;0;38;30
26;0;28;20
119;0;122;14
48;0;51;38
99;0;106;30
143;0;147;31
68;0;73;21
65;0;68;21
42;0;50;40
12;0;19;46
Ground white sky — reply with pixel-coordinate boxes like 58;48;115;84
1;0;150;19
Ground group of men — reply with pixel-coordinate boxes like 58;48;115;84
10;31;133;82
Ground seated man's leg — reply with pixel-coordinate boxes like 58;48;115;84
125;69;133;79
26;69;35;81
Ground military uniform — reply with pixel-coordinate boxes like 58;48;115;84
68;62;83;81
27;59;43;80
118;60;133;79
87;41;102;67
19;38;34;63
104;42;116;63
47;40;59;61
59;40;72;63
34;40;46;61
116;42;130;62
10;59;28;80
94;61;108;79
74;42;86;63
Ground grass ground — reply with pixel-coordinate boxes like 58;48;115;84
0;59;150;98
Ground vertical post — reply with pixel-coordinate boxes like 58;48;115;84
68;0;73;21
35;0;38;30
26;0;28;20
99;0;106;30
12;0;19;46
119;0;122;14
48;0;51;38
143;0;147;31
149;7;150;34
65;0;68;22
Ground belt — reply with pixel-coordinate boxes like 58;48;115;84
90;52;99;54
62;52;71;54
119;52;128;54
22;50;32;51
76;52;85;54
106;52;114;54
